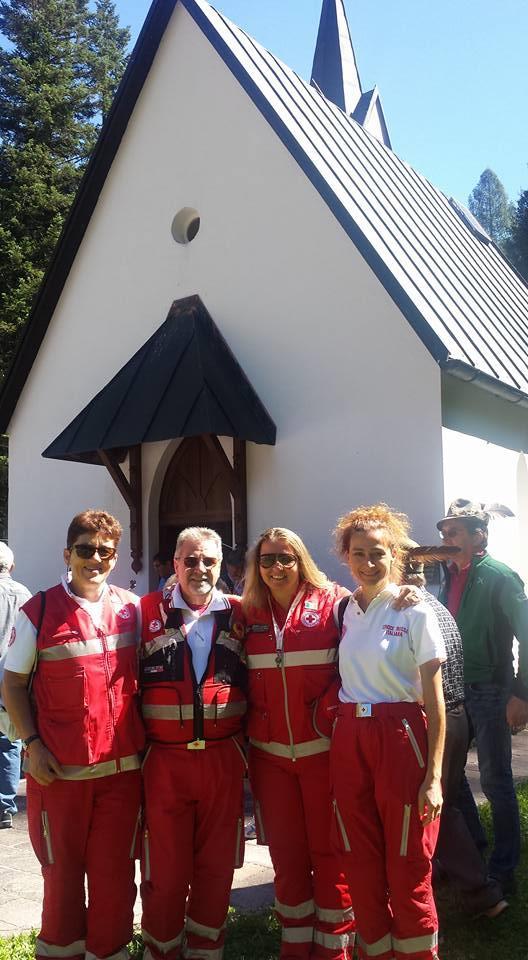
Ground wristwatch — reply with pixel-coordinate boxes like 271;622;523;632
22;733;41;750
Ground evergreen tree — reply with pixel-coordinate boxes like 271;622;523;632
87;0;131;123
0;0;130;382
507;189;528;281
468;168;513;249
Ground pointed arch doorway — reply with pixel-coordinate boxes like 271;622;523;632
158;435;246;556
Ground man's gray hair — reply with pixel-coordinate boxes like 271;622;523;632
0;541;14;573
174;527;222;558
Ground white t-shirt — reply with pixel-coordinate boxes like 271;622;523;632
5;578;140;676
337;584;446;704
168;585;232;683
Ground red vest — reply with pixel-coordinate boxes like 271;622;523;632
25;584;144;771
140;592;247;745
243;584;342;759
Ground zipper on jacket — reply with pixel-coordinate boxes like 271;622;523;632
41;811;54;864
402;718;425;768
400;804;411;856
143;828;151;881
279;658;297;761
333;799;351;852
99;627;117;739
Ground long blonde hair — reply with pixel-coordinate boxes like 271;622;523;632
334;504;410;582
242;527;331;612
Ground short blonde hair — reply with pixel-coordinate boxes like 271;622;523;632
242;527;331;612
334;504;410;581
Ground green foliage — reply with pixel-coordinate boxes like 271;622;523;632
87;0;131;123
507;189;528;281
468;168;513;250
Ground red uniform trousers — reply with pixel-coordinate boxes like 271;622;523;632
249;747;354;960
141;738;246;960
330;703;440;960
26;769;141;960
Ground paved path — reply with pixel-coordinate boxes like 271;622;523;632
1;732;527;936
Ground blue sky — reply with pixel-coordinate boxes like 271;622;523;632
118;0;528;208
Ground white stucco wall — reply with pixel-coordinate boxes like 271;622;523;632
7;4;444;593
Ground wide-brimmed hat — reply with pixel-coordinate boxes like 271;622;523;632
436;499;490;531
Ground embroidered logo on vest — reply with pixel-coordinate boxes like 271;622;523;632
301;611;321;628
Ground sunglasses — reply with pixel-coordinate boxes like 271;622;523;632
258;553;297;569
176;556;219;569
439;527;463;540
69;544;116;560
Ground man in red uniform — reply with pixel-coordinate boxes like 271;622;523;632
3;510;144;960
139;526;247;960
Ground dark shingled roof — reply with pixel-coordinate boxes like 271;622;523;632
2;0;528;433
43;295;276;463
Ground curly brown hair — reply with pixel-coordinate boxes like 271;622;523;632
334;503;411;581
67;510;122;548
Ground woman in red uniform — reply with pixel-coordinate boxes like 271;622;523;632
242;527;353;960
330;505;446;960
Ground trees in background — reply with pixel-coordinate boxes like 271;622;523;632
468;168;513;251
0;0;130;536
508;190;528;280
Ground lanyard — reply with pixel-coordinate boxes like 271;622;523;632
269;589;305;667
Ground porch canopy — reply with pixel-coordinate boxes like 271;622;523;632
43;294;276;570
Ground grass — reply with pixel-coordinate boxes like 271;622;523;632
1;784;527;960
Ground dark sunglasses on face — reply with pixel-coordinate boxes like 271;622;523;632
176;556;218;569
258;553;297;569
439;528;462;540
69;544;116;560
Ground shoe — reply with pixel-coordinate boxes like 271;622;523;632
482;899;509;919
0;810;13;829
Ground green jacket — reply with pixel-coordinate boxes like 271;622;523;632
440;553;528;698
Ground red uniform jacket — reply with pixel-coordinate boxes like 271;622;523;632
140;591;247;745
243;584;343;760
25;584;144;770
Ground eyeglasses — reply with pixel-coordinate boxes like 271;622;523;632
439;527;463;540
69;544;116;560
175;556;219;569
258;553;297;569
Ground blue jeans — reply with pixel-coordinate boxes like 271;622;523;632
0;733;21;815
459;683;520;878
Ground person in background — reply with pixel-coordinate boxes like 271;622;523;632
331;505;445;960
140;527;247;960
153;551;173;589
0;541;31;829
437;499;528;894
402;542;507;918
223;545;246;596
3;510;143;960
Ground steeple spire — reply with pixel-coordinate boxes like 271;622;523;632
311;0;362;115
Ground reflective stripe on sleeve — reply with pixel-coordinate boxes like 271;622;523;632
35;940;86;958
247;649;336;669
314;930;351;950
357;932;392;956
39;631;136;660
59;755;140;780
275;897;315;919
142;927;184;954
250;737;330;759
186;916;226;941
315;904;355;923
392;931;438;954
281;926;314;944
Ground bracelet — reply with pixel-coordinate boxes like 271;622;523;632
22;734;41;750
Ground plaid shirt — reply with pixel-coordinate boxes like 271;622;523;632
421;589;464;711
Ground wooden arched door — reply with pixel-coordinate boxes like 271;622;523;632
159;436;235;556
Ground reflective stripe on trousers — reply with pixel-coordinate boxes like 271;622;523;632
35;940;85;958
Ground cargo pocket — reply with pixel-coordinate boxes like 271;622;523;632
234;816;244;869
141;826;152;882
399;804;412;857
129;805;142;860
402;718;425;768
26;786;54;867
333;799;351;853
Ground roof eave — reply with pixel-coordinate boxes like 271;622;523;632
441;358;528;408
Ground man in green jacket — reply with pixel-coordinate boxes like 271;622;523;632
437;499;528;894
